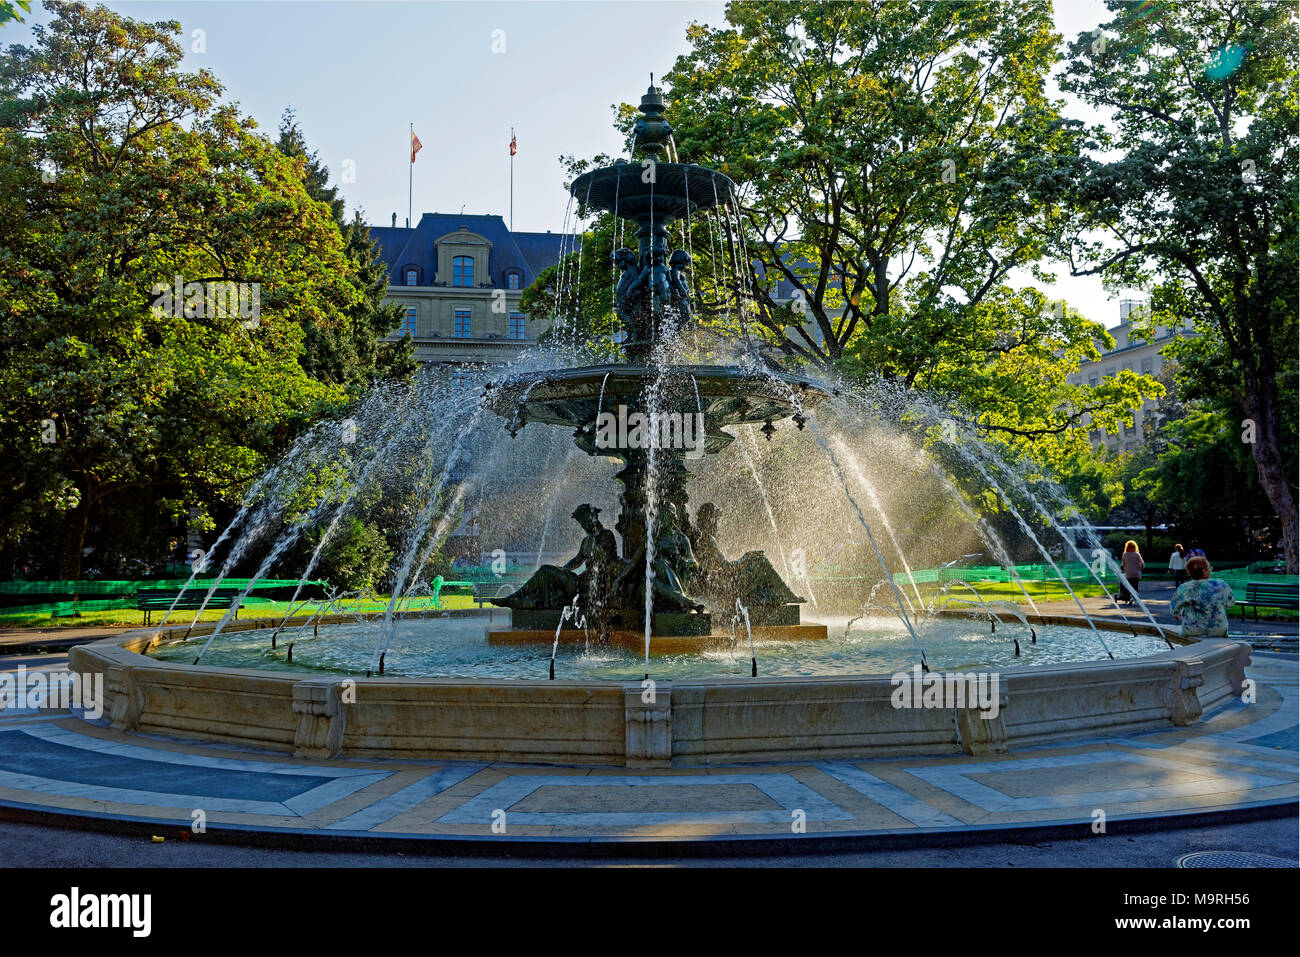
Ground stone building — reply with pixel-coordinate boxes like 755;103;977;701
1070;300;1198;452
369;213;569;365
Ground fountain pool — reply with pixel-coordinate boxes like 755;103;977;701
146;615;1174;680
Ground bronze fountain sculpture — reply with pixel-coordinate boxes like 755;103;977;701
486;83;830;647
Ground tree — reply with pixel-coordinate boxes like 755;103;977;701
0;1;30;27
1061;0;1299;569
0;2;366;577
655;0;1158;451
274;108;415;395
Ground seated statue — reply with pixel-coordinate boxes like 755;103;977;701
689;502;805;608
493;505;620;611
614;501;704;614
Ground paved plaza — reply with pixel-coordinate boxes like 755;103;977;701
0;649;1293;854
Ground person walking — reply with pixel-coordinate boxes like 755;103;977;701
1169;544;1187;587
1120;540;1145;605
1172;556;1236;638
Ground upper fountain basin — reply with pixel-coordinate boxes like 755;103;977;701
484;363;832;453
570;162;738;224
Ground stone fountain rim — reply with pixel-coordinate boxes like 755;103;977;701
68;616;1246;771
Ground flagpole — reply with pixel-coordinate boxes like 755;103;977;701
408;122;413;228
509;126;514;232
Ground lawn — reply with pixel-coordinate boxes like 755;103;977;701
907;580;1110;604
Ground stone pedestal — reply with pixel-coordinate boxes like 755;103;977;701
510;607;712;636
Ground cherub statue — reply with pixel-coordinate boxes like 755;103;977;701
667;249;693;324
613;247;643;331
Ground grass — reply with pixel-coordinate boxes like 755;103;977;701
907;580;1109;604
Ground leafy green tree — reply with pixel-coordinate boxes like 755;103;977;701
0;1;30;27
654;0;1158;451
274;108;415;395
0;2;368;577
1061;0;1299;569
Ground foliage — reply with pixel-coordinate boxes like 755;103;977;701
0;2;378;577
1060;0;1299;567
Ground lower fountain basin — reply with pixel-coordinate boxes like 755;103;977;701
71;618;1249;767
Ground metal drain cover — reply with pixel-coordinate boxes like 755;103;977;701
1176;851;1296;868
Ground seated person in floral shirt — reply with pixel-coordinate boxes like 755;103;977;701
1171;556;1235;638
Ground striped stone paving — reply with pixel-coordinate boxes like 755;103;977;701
0;655;1294;846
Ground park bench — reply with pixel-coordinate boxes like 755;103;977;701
137;588;243;626
471;581;518;606
1233;581;1299;621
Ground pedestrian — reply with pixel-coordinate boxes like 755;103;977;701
1120;539;1145;605
1185;543;1207;562
1168;543;1187;587
1171;556;1236;638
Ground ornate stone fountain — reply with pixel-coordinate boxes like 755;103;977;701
485;84;831;648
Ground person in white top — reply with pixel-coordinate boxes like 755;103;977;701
1168;544;1187;587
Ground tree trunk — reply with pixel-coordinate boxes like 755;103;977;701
1245;390;1299;572
57;497;90;581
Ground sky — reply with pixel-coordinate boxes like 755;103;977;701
6;0;1142;327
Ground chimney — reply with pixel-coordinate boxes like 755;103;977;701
391;212;397;228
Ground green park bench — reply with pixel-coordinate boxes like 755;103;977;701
1233;581;1299;621
471;581;518;606
137;588;243;626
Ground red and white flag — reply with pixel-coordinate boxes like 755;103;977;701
509;132;516;157
411;131;423;164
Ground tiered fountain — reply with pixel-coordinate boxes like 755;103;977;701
484;83;831;654
66;82;1247;770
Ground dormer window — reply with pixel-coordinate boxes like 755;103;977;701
403;267;419;286
506;271;522;290
452;256;474;287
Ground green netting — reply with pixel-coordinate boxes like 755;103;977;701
0;578;323;596
889;562;1102;586
0;598;137;619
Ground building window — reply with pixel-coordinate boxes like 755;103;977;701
404;267;419;286
1088;375;1098;387
454;309;472;338
1140;357;1154;373
452;256;474;287
402;306;417;336
506;272;522;290
508;313;526;339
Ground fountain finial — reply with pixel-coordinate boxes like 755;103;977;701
634;81;672;159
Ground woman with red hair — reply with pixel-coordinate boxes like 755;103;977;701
1119;540;1145;606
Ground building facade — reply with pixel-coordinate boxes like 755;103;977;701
369;213;569;364
1071;300;1197;452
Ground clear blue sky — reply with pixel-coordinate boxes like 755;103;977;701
8;0;1139;327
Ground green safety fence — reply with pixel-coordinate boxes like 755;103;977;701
888;562;1100;586
888;563;1297;591
0;578;321;597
